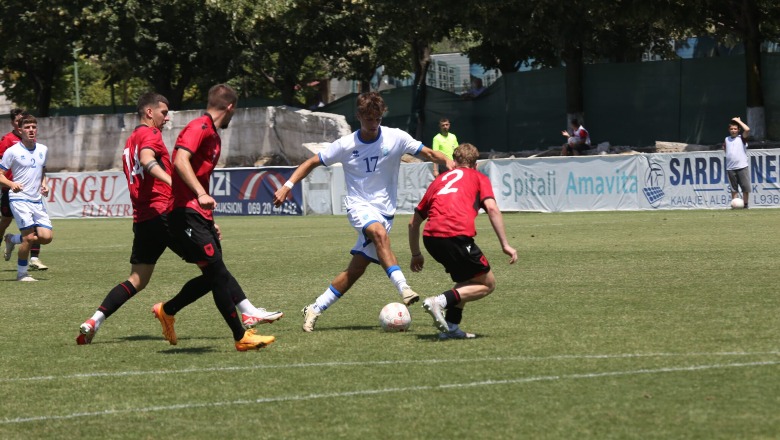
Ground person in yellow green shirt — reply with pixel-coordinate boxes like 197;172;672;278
432;118;458;176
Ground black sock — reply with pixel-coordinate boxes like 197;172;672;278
202;260;246;340
30;243;40;259
99;280;137;319
445;307;463;325
163;275;210;315
443;289;461;308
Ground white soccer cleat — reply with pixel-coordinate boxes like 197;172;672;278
242;308;284;328
3;234;14;261
422;297;449;332
400;287;420;306
17;274;37;282
29;258;48;271
301;304;321;333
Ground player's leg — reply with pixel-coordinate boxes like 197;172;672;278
302;253;371;332
363;220;419;305
29;243;46;270
421;236;487;338
77;217;171;345
738;168;750;208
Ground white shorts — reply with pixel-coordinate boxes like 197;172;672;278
9;199;53;231
346;204;394;264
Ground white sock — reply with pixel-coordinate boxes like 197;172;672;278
17;261;28;276
90;311;106;328
313;285;342;313
10;234;22;245
387;268;409;293
235;299;256;315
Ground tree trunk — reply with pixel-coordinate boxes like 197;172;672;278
562;40;584;119
740;0;765;139
408;40;431;140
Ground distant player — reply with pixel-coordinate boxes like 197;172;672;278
0;116;54;281
409;143;517;339
724;116;751;208
1;109;47;269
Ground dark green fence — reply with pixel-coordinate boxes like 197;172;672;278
322;53;779;151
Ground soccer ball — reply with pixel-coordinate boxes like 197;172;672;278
730;198;744;209
379;302;411;332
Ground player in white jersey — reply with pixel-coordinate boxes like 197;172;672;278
723;116;751;208
0;116;53;281
273;92;453;332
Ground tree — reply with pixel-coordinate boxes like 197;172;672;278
0;1;82;116
230;0;369;107
689;0;780;139
81;0;241;108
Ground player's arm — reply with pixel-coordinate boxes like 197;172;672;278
483;198;518;264
140;148;171;186
173;147;213;210
419;146;455;171
40;167;49;197
0;166;21;192
407;211;426;272
273;154;321;206
733;117;750;138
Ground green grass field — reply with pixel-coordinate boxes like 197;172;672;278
1;210;778;439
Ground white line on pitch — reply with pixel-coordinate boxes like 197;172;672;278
2;360;777;425
2;350;778;383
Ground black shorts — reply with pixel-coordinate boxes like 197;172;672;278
168;208;222;265
130;214;177;265
1;190;11;218
423;235;490;283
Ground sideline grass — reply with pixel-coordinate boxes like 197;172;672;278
0;209;778;439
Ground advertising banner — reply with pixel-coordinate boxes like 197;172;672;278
209;167;301;216
483;149;780;212
484;155;640;212
46;171;131;218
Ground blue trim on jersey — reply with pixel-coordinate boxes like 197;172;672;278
9;198;43;204
412;143;423;155
328;284;343;298
0;164;8;171
350;249;379;264
317;152;327;167
356;127;382;145
385;265;401;277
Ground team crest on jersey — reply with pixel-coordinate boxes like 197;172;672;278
203;243;215;257
351;150;360;158
381;144;390;157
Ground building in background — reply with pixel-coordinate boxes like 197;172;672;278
328;53;501;102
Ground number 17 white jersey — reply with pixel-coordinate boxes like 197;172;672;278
318;126;422;216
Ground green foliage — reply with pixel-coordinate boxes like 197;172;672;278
0;0;82;115
1;210;779;438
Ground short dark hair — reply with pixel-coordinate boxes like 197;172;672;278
570;118;580;127
207;84;238;110
356;92;387;118
10;108;26;121
136;92;169;117
19;115;37;127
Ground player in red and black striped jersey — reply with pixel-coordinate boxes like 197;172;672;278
0;108;47;269
409;143;518;340
155;84;282;352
